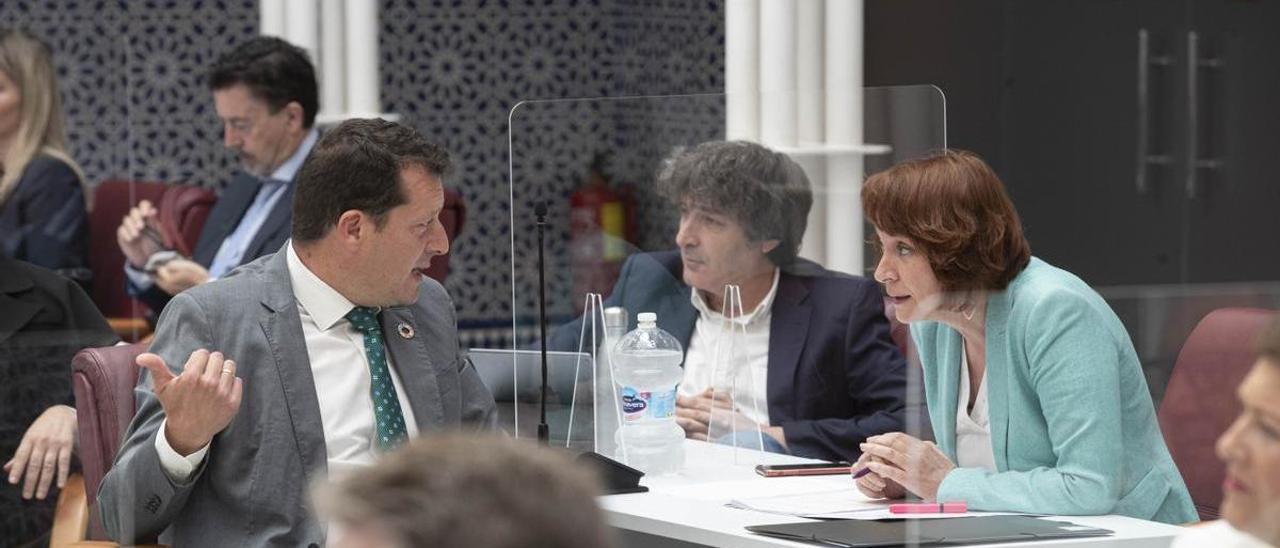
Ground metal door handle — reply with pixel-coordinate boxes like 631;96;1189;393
1186;31;1224;199
1136;29;1172;194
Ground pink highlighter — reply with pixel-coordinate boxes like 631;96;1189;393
889;502;968;514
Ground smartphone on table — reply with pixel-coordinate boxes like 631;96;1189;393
754;461;852;477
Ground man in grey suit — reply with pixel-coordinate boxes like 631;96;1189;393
98;119;498;546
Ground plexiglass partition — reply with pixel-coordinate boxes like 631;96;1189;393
506;87;947;471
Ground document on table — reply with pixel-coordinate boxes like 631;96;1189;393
726;488;890;518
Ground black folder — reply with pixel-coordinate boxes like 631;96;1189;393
746;515;1113;547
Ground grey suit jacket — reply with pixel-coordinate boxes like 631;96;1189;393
98;247;498;546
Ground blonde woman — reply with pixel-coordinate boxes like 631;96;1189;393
0;28;90;274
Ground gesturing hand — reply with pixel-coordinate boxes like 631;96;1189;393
138;350;243;456
859;432;956;501
4;405;77;500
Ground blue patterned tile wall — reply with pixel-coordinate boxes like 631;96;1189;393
0;0;725;345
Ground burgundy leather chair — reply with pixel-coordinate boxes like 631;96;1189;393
1159;307;1278;520
88;181;215;340
71;343;148;541
425;187;466;283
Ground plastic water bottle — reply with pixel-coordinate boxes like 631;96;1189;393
613;312;685;474
595;307;628;459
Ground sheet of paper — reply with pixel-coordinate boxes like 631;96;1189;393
657;476;851;502
726;488;891;517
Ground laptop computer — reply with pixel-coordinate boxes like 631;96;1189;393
467;348;594;404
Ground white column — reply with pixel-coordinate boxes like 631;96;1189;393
725;0;759;141
796;1;824;146
757;0;796;147
319;0;346;119
823;0;865;275
260;0;286;38
794;156;827;263
795;0;825;263
283;0;320;69
344;0;380;116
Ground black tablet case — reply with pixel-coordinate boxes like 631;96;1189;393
747;515;1113;547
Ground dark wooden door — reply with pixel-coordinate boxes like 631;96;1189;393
1183;0;1280;282
999;1;1189;286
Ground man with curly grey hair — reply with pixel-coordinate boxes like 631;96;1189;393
554;140;907;463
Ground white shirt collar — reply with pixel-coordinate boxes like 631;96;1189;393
286;241;357;331
689;268;780;325
270;127;320;183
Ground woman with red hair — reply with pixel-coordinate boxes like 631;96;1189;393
852;150;1197;524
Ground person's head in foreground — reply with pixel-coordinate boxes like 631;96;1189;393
315;434;619;548
656;140;812;310
1217;317;1280;544
863;149;1031;324
290;118;452;307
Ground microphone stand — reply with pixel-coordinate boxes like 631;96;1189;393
529;204;646;493
535;201;550;445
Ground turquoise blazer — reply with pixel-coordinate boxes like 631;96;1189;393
911;257;1197;524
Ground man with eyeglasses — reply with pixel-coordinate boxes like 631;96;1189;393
116;36;320;315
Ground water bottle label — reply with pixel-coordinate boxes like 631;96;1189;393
620;387;677;422
648;389;676;420
621;387;648;422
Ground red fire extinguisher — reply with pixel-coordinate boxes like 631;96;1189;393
569;152;633;313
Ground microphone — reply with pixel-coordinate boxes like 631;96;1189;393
530;201;645;494
534;201;550;445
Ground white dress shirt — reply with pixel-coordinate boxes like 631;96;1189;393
955;350;997;472
156;241;419;481
678;269;779;426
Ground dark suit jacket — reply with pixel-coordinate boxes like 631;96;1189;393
100;248;498;546
0;155;90;274
0;259;117;544
551;251;907;462
129;171;295;313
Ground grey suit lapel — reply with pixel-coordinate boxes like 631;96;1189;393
256;250;328;480
380;307;445;429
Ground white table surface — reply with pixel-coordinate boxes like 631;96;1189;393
599;440;1184;548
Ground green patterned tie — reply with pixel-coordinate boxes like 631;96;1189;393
345;306;409;451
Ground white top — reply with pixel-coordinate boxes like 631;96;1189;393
156;241;419;481
955;349;996;472
678;269;779;426
1171;520;1272;548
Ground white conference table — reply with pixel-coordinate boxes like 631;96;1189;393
599;440;1184;548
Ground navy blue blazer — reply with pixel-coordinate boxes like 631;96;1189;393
129;171;295;313
552;251;908;462
0;155;89;274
